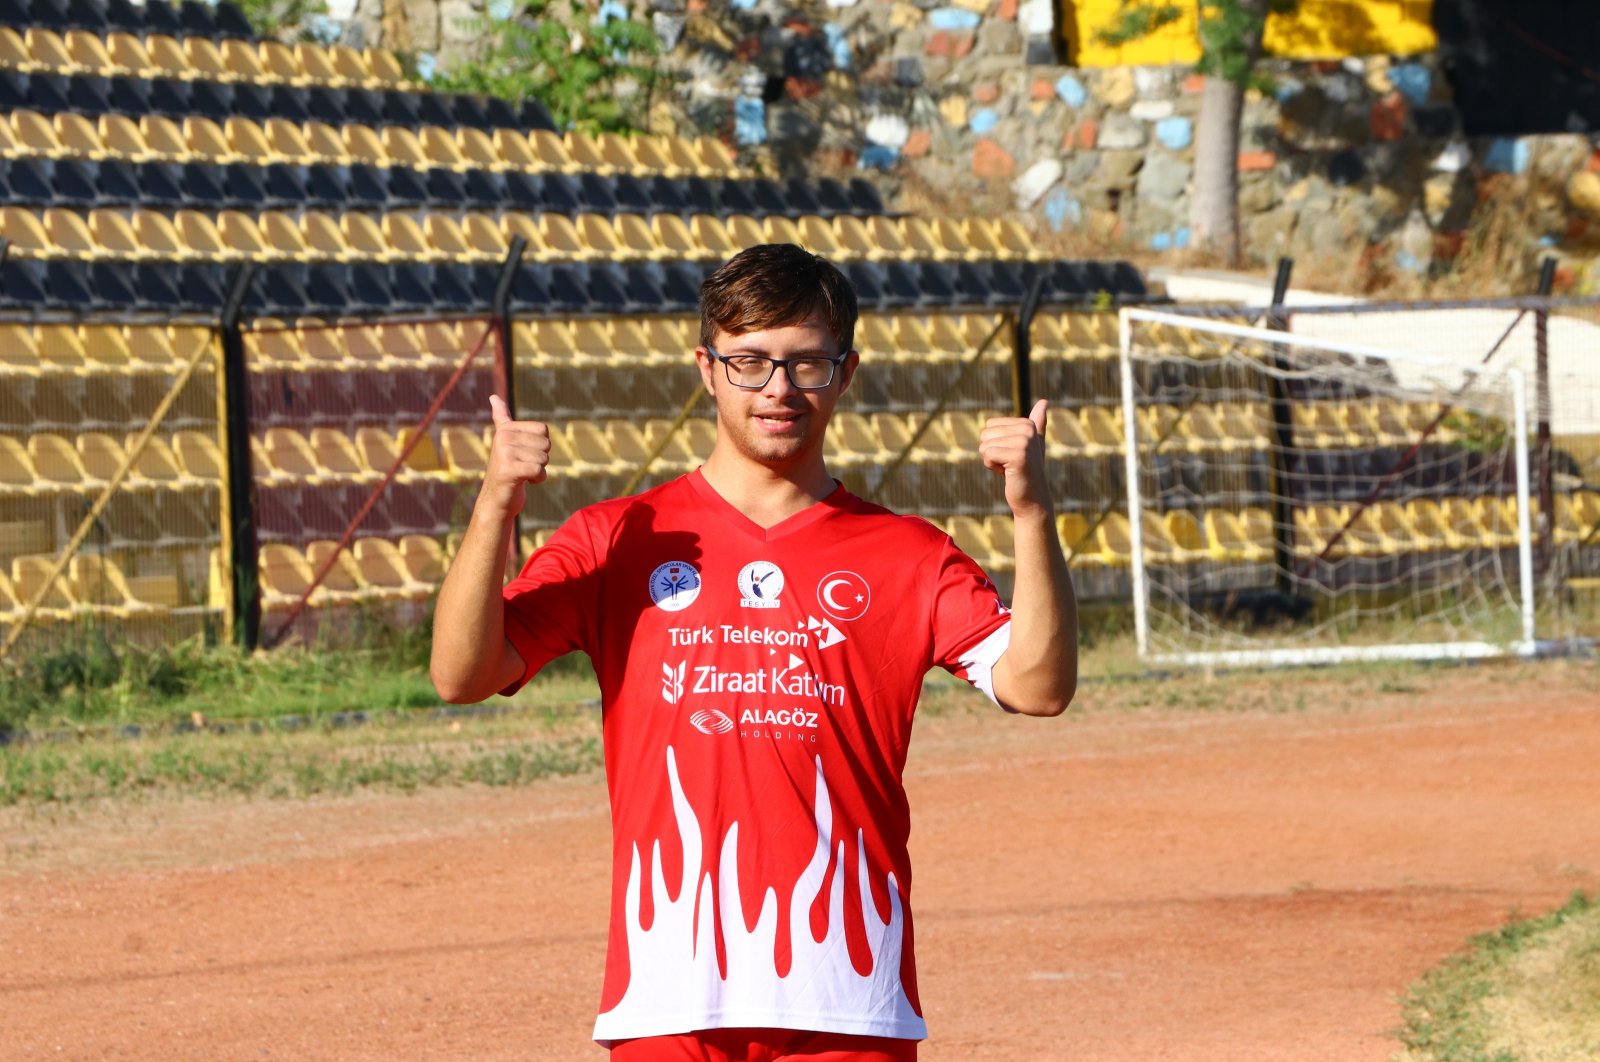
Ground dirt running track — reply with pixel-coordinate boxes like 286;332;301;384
4;666;1598;1061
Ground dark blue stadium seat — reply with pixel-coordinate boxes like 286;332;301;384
232;81;274;120
190;79;231;120
500;169;543;209
225;162;268;209
67;73;110;114
344;88;385;126
180;262;226;310
712;178;756;216
781;178;821;217
480;95;519;130
586;262;633;312
914;261;956;304
148;76;193;118
0;71;27;111
214;1;252;39
951;262;993;306
517;98;558;133
104;0;145;30
986;260;1028;302
612;174;651;214
345;164;389;210
181;162;229;208
28;72;72;113
509;261;550;310
388;262;434;311
52;158;102;206
448;94;486;130
846;178;884;214
178;0;218;38
106;74;152;115
677;176;716;215
140;0;181;34
89;261;140;308
67;0;109;30
264;163;311;207
30;0;72;28
383;92;422;126
424;167;467;207
138;161;186;208
39;259;92;307
537;173;582;214
845;262;884;307
3;157;53;205
136;261;183;309
346;262;395;312
658;260;708;312
748;178;787;216
270;85;311;123
811;178;851;217
415;91;454;128
641;175;687;214
0;259;49;308
877;260;922;308
384;165;427;208
306;86;347;124
98;157;139;203
461;167;504;209
577;173;617;213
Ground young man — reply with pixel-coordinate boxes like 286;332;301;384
431;244;1077;1060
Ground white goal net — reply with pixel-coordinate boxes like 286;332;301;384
1118;308;1536;667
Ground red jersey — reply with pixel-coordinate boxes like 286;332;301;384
501;470;1012;1045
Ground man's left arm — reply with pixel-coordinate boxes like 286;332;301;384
978;399;1079;717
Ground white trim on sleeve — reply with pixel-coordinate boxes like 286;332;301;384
957;620;1012;707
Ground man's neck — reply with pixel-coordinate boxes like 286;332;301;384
699;450;836;529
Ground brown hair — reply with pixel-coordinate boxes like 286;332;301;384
698;243;858;355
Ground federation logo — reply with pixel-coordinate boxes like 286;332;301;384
737;561;784;609
649;561;702;612
816;570;871;622
661;661;686;704
689;709;735;735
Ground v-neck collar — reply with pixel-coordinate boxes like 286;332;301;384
687;468;848;543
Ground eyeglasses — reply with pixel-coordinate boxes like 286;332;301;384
705;344;850;391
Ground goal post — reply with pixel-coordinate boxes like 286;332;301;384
1117;307;1536;668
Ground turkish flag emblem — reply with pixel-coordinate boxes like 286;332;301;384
815;570;871;622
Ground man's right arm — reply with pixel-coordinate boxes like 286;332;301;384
429;395;552;704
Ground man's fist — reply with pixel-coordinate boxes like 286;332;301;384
978;398;1052;518
484;394;551;517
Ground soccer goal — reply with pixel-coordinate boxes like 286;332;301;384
1117;307;1536;668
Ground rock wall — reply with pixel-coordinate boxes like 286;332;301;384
339;0;1600;288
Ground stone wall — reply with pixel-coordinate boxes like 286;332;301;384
339;0;1600;288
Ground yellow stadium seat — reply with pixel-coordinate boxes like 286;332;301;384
294;41;341;85
35;323;87;374
54;111;107;159
258;39;306;84
25;27;73;71
926;217;976;260
648;213;701;259
529;129;578;171
0;322;39;376
423;213;483;262
0;26;40;73
28;433;88;487
689;215;739;259
217;210;272;260
138;114;190;160
440;425;490;478
724;213;764;248
42;206;101;258
87;209;143;259
260;211;312;260
105;31;154;77
794;215;846;260
381;125;429;168
398;534;445;586
96;114;153;161
340;212;393;261
143;34;189;79
380;212;432;259
305;540;369;601
692;135;739;175
261;427;323;483
492;128;540;170
80;322;135;373
11;110;66;158
70;554;160;617
0;435;42;490
13;554;78;618
895;217;954;260
456;126;503;171
364;47;407;86
327;44;374;87
865;216;910;258
261;118;315;164
352;537;432;600
831;215;880;260
173;430;223;482
221;38;268;81
761;215;804;247
611;213;663;260
1057;512;1096;563
1094;511;1134;566
182;36;231;82
1203;508;1272;563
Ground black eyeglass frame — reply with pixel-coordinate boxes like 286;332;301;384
703;343;853;391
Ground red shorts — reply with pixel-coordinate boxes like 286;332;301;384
609;1028;919;1062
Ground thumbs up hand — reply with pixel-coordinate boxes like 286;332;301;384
979;399;1053;519
484;394;551;518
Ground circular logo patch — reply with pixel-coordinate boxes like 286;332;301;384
737;561;784;609
690;709;735;735
649;561;702;612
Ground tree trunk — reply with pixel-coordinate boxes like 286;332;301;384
1188;0;1271;265
1190;74;1246;263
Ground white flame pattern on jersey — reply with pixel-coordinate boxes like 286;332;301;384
592;746;925;1043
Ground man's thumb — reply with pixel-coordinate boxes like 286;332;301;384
1029;398;1048;434
489;394;512;428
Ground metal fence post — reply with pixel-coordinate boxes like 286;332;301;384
492;236;526;568
1013;272;1047;418
219;264;260;650
1534;257;1556;581
1264;256;1297;598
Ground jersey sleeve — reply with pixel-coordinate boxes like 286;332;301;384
499;509;601;696
929;537;1013;707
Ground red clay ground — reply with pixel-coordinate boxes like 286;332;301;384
4;663;1598;1061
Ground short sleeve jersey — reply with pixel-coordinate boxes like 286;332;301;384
501;470;1012;1045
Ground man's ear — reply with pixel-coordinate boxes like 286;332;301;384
835;350;861;396
694;346;717;396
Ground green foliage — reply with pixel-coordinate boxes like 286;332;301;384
433;0;662;134
1096;0;1299;85
231;0;328;40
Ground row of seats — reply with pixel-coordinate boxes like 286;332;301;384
0;66;557;131
258;535;446;610
1;257;1146;314
1;542;215;620
0;155;872;216
0;429;220;491
933;491;1600;574
1;319;212;374
0;108;740;179
1;0;254;41
0;26;409;90
2;205;1046;266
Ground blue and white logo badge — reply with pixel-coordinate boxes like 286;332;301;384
649;561;702;612
737;560;784;609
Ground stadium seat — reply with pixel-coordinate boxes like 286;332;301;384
70;552;162;616
351;537;431;600
1203;508;1272;563
12;554;77;618
304;539;368;601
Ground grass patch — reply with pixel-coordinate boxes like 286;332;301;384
0;705;604;807
1395;890;1600;1062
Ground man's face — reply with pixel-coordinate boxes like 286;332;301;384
694;311;858;471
